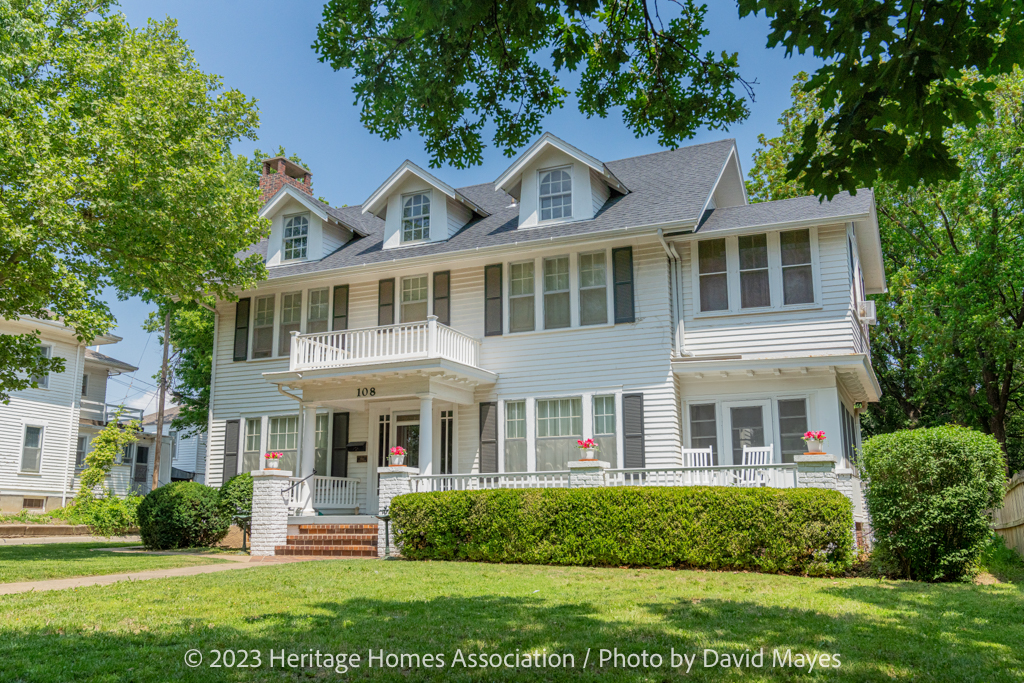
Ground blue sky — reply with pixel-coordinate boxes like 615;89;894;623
104;0;821;412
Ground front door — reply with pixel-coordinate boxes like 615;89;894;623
722;400;774;466
133;446;149;491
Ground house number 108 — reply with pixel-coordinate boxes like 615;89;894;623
356;387;376;397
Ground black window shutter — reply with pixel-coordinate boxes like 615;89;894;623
479;402;498;473
223;419;240;480
232;298;250;361
378;278;395;326
331;412;349;478
332;285;349;331
612;246;636;323
622;393;646;468
483;264;503;336
433;271;451;326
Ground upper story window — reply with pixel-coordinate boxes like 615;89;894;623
81;373;89;397
578;252;608;325
31;345;51;389
307;288;330;334
543;256;571;329
698;239;728;312
509;261;535;333
283;214;309;261
252;295;275;359
401;275;428;322
739;234;770;308
279;291;302;356
539;167;572;221
402;193;430;242
782;229;814;304
21;425;43;473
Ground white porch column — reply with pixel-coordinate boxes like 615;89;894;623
299;405;317;515
419;394;434;475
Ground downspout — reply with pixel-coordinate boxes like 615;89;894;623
657;228;692;357
61;343;85;507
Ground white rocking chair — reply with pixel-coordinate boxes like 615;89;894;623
737;445;774;486
682;447;714;484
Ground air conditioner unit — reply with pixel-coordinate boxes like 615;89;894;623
858;300;877;325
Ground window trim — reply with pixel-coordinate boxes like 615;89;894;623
32;344;52;389
399;273;430;323
537;164;574;223
690;228;821;318
683;394;816;466
19;423;46;475
282;212;310;262
508;260;537;333
400;191;432;244
542;254;572;330
251;294;276;359
278;290;302;356
578;250;609;326
306;287;330;334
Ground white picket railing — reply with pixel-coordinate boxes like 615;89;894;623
312;475;359;508
290;315;481;372
411;471;571;493
606;464;798;489
79;399;145;424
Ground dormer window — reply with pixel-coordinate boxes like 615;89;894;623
539;167;572;221
283;213;309;260
402;193;430;242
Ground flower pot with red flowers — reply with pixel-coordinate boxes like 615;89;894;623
388;446;407;467
575;438;600;461
801;431;827;454
264;452;283;470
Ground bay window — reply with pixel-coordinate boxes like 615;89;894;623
504;400;527;472
535;397;582;471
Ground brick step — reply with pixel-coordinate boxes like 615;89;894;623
274;545;378;557
297;524;378;534
287;535;377;546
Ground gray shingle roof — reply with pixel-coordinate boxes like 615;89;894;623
260;139;737;280
84;348;137;373
695;190;874;234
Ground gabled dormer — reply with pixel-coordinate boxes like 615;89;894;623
494;132;629;229
258;158;365;267
362;161;490;250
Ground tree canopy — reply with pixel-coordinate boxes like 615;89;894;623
0;0;268;401
314;0;1023;197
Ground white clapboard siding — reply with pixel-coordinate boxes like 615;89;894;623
590;169;611;216
446;197;473;237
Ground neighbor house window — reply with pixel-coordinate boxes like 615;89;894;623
31;345;51;388
314;413;329;476
252;295;275;359
75;435;88;469
242;418;262;472
593;395;617;466
401;275;429;322
81;374;89;397
307;288;330;334
283;214;309;260
777;398;808;464
504;400;527;472
268;416;299;473
781;229;814;304
20;426;43;473
279;291;302;356
739;233;770;308
539;167;572;221
698;239;728;312
543;256;570;329
578;252;608;325
509;262;535;333
402;193;430;242
688;404;718;457
535;397;582;471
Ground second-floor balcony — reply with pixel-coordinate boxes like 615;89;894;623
289;315;481;372
80;400;145;426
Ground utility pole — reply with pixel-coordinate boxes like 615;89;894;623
152;310;171;491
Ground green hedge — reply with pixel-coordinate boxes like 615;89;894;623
137;482;231;550
220;473;253;535
862;426;1007;582
390;486;854;576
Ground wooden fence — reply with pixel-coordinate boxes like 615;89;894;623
993;471;1024;555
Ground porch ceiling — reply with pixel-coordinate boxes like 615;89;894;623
671;353;881;403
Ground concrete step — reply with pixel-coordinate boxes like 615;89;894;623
274;545;377;557
287;535;377;546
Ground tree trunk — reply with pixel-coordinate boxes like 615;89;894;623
151;311;171;491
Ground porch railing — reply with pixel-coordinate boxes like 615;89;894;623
287;475;360;511
410;471;570;493
606;464;798;489
80;399;145;425
290;315;481;372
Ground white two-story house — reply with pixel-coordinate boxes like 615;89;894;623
204;134;884;517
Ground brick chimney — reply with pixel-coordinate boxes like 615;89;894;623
259;157;313;204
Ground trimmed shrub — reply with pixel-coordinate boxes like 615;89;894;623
390;486;854;576
220;473;253;535
136;482;231;550
862;426;1006;582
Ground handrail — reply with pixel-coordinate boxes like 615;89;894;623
283;470;317;497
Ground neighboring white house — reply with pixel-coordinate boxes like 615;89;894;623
203;134;884;521
0;317;171;513
141;406;208;484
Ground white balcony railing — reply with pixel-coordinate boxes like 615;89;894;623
290;315;481;372
80;400;145;425
411;471;570;493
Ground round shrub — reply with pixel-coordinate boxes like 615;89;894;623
137;482;231;550
220;472;253;535
862;425;1006;582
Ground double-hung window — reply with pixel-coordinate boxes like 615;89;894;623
81;374;89;397
279;291;302;356
504;400;527;472
698;239;728;312
402;193;430;242
688;404;718;459
401;275;428;322
535;397;582;471
283;214;308;260
593;395;617;466
509;262;535;333
252;295;275;359
781;229;814;304
739;234;770;308
268;416;299;473
75;435;88;469
21;426;43;473
31;345;51;388
543;256;570;329
578;252;608;325
539;167;572;221
307;288;330;333
242;418;262;472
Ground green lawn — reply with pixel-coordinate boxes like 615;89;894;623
0;559;1022;682
0;543;227;583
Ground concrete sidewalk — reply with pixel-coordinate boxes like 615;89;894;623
0;535;140;546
